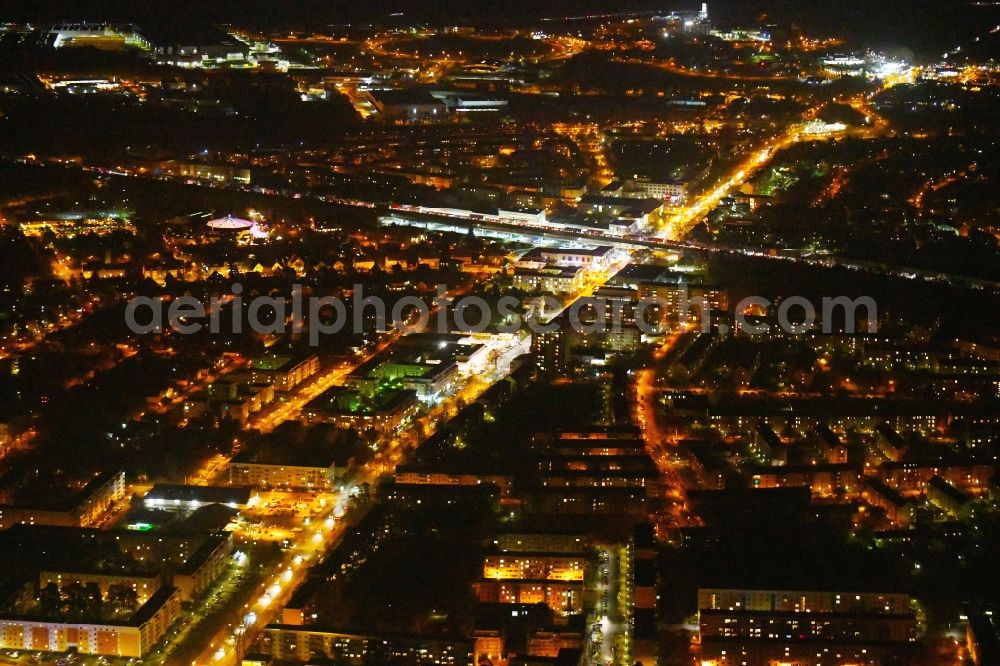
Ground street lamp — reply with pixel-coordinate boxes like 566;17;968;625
233;613;254;665
232;623;247;664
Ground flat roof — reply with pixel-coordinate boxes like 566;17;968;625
306;387;416;415
370;88;444;107
525;245;615;258
176;535;230;575
251;351;316;372
144;484;252;506
514;266;581;278
2;470;122;512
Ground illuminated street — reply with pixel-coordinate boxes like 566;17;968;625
0;4;998;666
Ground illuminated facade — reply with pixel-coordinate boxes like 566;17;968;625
879;461;993;495
512;265;585;295
698;589;911;615
263;625;473;665
749;464;864;497
249;353;320;392
482;554;585;581
473;579;583;614
395;467;514;501
0;471;126;530
228;459;338;490
304;387;417;434
697;588;918;666
37;571;161;606
0;587;180;658
172;535;234;601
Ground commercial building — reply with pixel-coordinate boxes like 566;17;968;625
142;484;255;511
498;208;548;226
368;88;447;120
304;387;417;434
601;178;691;204
579;195;667;225
513;265;584;295
514;246;625;295
152;40;252;69
381;202;655;240
544;213;640;237
50;23;150;50
429;90;509;113
157;161;251;186
398;334;494;377
517;246;620;272
344;340;462;402
708;28;771;43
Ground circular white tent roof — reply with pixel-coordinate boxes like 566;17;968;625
206;215;254;230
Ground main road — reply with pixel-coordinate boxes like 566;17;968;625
184;331;530;666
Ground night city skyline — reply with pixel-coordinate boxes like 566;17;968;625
0;2;999;666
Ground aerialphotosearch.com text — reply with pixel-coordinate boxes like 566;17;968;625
125;283;878;345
